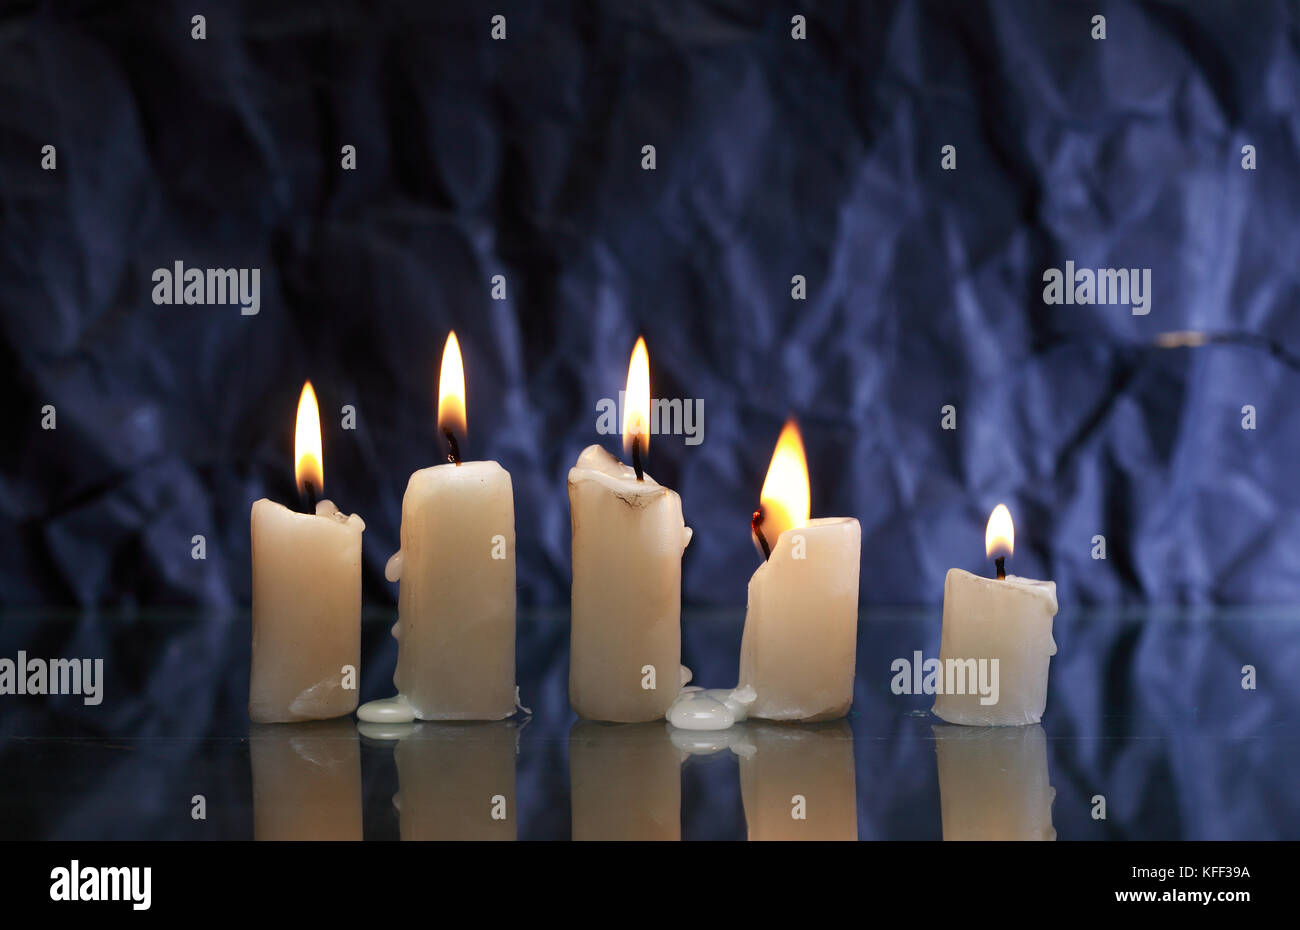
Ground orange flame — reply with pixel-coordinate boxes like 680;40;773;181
294;381;323;497
622;336;650;460
985;504;1014;559
438;331;467;438
759;419;810;539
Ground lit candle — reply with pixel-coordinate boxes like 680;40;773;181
567;337;692;722
249;382;364;723
932;504;1058;726
738;421;861;722
361;333;517;722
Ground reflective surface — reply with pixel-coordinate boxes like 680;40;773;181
0;608;1297;840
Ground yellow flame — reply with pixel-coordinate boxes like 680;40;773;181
759;419;810;538
622;336;650;459
438;331;467;438
985;503;1014;559
294;381;323;497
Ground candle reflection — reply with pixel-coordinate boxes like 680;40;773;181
737;721;857;840
250;720;362;840
570;721;680;840
364;721;518;841
933;724;1056;840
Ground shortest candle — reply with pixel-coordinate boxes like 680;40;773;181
249;382;365;723
932;504;1057;727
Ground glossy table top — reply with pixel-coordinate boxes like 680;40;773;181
0;608;1296;840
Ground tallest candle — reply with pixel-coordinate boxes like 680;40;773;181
383;333;517;721
568;338;692;722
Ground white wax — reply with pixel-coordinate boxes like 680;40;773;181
249;498;364;723
389;460;516;720
932;569;1058;726
568;445;692;722
933;724;1056;840
739;518;861;722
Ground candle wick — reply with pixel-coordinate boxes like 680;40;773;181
302;481;319;515
752;509;772;561
995;556;1006;581
443;428;462;466
631;436;645;481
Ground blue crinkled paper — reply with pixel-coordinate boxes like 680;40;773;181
1;0;1299;608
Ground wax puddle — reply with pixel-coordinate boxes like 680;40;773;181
666;664;757;731
357;694;416;724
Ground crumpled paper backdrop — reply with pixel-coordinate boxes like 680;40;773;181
2;1;1299;607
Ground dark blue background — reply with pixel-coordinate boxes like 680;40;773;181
3;0;1299;609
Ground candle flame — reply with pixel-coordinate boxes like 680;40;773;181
438;331;467;439
759;419;810;539
294;380;323;497
622;336;650;459
985;503;1014;559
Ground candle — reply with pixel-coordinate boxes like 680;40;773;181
932;504;1058;727
249;382;364;723
738;421;860;722
250;720;362;840
363;333;517;722
933;724;1056;840
567;338;692;722
569;721;681;840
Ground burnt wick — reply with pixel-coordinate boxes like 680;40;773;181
302;481;319;515
443;428;462;466
631;438;645;481
752;509;772;561
995;556;1006;581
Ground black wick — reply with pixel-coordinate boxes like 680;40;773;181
301;480;319;515
443;428;462;466
752;509;772;561
631;437;645;481
994;556;1006;581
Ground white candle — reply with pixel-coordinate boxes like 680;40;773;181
249;382;364;724
933;724;1056;840
368;333;516;722
932;505;1058;727
738;421;860;722
568;338;691;722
